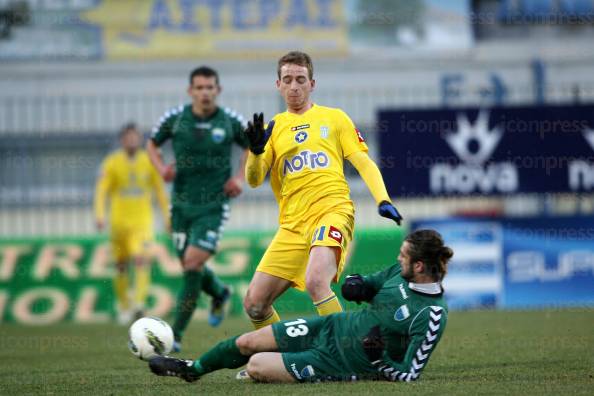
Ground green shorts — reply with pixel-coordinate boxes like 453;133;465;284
272;316;356;382
170;204;229;257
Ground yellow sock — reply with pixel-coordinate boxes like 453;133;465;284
251;307;281;329
314;292;342;315
113;272;129;310
134;266;150;307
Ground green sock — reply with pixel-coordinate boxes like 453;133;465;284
172;270;203;341
201;266;226;299
193;336;249;376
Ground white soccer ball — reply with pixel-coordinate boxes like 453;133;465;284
128;317;174;360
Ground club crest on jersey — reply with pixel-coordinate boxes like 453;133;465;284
283;150;330;175
320;126;329;138
291;124;310;131
211;128;225;143
355;128;365;142
295;131;308;144
394;305;410;321
328;226;343;244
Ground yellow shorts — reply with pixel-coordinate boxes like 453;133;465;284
256;211;354;291
110;223;153;262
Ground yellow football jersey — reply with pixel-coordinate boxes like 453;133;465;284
94;149;169;227
261;104;368;228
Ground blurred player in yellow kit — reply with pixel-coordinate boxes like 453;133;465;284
242;51;404;331
94;123;170;324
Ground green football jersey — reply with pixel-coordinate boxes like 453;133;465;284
331;264;448;381
151;104;249;214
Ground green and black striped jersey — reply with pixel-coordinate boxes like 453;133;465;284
330;264;448;381
151;104;248;214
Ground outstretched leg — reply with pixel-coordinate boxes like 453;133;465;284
149;324;280;381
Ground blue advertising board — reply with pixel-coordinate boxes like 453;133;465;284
412;219;503;310
412;216;594;309
502;216;594;308
379;105;594;197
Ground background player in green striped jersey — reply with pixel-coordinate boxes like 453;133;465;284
147;66;250;351
148;229;453;383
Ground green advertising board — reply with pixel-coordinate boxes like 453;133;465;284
0;229;404;325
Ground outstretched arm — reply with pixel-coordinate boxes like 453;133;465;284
347;151;403;225
346;151;390;204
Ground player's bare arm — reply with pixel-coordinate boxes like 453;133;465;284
224;149;248;198
146;139;175;182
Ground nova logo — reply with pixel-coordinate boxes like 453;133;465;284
283;150;329;175
568;128;594;191
430;110;518;194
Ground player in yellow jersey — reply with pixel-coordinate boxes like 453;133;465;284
94;123;170;324
242;51;403;331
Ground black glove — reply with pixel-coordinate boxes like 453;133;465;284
362;325;385;363
378;200;403;226
341;274;375;304
244;112;273;155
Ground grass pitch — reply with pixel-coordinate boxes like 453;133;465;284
1;309;593;395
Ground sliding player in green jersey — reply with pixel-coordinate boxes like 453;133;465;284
147;66;249;351
148;229;452;383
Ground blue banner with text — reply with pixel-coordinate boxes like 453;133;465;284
412;216;594;309
379;105;594;197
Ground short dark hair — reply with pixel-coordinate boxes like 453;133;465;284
119;122;139;139
405;229;453;282
189;66;220;86
277;51;314;80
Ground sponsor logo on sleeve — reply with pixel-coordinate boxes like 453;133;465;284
328;226;343;244
355;128;365;142
290;363;302;380
398;283;409;299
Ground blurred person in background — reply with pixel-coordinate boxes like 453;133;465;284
94;122;170;324
241;51;404;332
147;66;250;352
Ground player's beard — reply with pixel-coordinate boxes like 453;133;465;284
400;264;414;281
